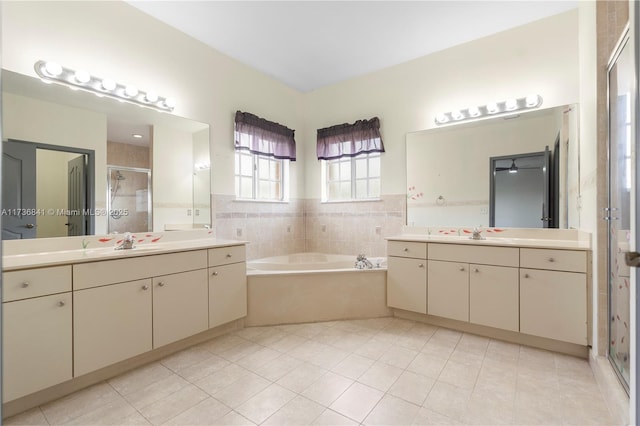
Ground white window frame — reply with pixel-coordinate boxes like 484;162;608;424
235;150;289;202
322;152;381;202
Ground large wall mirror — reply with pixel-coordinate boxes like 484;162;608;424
406;104;580;229
2;70;211;239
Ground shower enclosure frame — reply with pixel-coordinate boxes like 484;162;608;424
106;165;152;234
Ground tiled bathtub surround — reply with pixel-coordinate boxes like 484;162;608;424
213;194;406;260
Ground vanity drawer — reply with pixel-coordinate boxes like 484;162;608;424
388;241;427;259
429;243;519;267
3;266;72;302
74;250;207;290
208;245;246;266
520;248;586;273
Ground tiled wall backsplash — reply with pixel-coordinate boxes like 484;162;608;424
212;194;406;260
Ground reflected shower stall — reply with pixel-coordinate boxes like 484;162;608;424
107;166;152;234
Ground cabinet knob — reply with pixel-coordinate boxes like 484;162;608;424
57;300;66;307
459;267;465;272
524;273;530;278
403;248;409;252
212;271;219;276
226;253;233;258
548;258;555;262
418;263;424;268
142;285;149;290
21;281;30;288
158;282;165;287
474;268;479;273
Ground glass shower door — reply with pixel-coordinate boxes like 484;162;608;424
107;166;152;234
607;30;632;392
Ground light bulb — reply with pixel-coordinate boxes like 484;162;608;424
44;61;63;77
451;110;463;120
468;106;481;117
74;69;91;84
145;91;158;103
486;102;499;114
101;78;116;91
505;98;518;111
124;85;139;97
526;94;540;107
435;113;448;124
163;97;176;109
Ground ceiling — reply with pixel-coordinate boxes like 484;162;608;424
127;0;578;93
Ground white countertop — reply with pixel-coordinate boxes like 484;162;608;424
3;238;244;271
387;234;591;250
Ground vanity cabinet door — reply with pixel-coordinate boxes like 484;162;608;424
153;269;209;348
427;260;469;322
469;265;519;332
209;262;247;328
74;279;152;376
3;292;72;402
387;256;427;314
520;268;587;345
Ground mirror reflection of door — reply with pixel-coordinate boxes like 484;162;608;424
490;146;557;228
1;139;94;239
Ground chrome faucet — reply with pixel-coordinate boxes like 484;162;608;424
115;232;135;250
471;227;485;240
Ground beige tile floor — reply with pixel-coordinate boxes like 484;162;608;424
5;317;620;425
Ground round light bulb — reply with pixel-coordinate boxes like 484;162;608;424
505;98;518;111
468;106;481;117
101;78;116;91
525;94;540;107
486;102;499;114
44;61;63;77
435;113;448;124
163;97;176;109
124;85;139;97
74;69;91;84
145;91;158;103
451;110;464;120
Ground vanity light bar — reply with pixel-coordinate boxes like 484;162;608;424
34;60;176;112
434;94;542;125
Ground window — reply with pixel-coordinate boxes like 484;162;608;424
317;117;384;202
234;111;295;201
323;152;380;201
235;150;286;201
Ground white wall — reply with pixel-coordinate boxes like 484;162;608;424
2;93;108;233
0;0;304;199
304;10;580;198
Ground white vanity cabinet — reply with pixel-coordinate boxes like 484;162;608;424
427;243;519;330
387;241;427;314
73;250;208;375
208;245;247;328
2;266;72;402
520;248;588;345
153;269;209;348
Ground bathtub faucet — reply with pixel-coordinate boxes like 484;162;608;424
355;254;373;270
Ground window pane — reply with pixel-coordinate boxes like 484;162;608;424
369;178;380;197
258;181;270;198
270;160;279;180
329;182;340;199
340;160;351;178
369;156;380;177
240;154;253;176
355;179;367;198
328;161;340;180
240;177;253;198
340;182;351;199
355;157;368;179
258;157;269;179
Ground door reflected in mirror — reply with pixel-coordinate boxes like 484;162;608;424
2;69;211;239
406;104;579;229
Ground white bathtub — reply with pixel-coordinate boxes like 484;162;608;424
247;252;386;273
245;252;390;326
